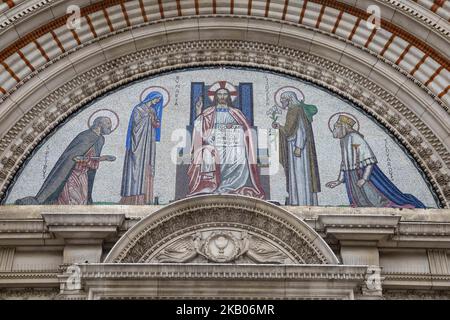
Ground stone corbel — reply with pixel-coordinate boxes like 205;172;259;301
318;214;401;269
57;264;87;300
361;265;384;299
42;213;125;264
318;214;401;244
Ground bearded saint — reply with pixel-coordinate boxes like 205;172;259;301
325;115;426;208
272;91;321;206
187;87;265;199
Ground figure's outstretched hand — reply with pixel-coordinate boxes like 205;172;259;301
73;156;85;162
294;147;302;157
326;180;341;189
100;155;116;162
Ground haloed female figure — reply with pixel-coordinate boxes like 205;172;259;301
120;92;163;205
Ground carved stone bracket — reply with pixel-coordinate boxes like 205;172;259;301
361;265;384;299
41;213;125;242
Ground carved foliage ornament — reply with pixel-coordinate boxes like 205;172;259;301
115;206;326;265
152;229;293;264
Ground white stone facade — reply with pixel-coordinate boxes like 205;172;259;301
0;195;449;299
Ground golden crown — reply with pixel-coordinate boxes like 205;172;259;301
337;115;356;127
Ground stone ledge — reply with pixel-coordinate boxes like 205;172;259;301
1;205;449;221
41;213;125;240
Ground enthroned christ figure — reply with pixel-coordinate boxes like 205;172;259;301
187;86;265;199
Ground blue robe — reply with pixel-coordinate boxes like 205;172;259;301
120;92;163;203
340;132;425;208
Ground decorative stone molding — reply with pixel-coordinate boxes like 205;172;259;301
0;287;59;300
0;219;46;235
0;40;448;207
380;0;450;36
382;289;450;300
1;204;450;299
393;221;450;245
0;0;55;30
362;265;384;298
0;2;448;106
58;263;368;300
318;214;401;241
105;195;340;265
0;247;14;271
0;271;59;287
383;272;450;290
151;229;294;264
41;213;125;241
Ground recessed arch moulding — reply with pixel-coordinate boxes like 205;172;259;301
104;195;340;265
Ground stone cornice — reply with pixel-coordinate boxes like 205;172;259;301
42;213;125;240
318;214;401;241
1;206;450;248
69;263;368;281
0;270;59;287
57;263;370;299
383;272;450;290
0;218;47;240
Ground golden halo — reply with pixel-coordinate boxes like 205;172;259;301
327;112;360;133
140;86;170;108
87;109;120;132
207;81;238;102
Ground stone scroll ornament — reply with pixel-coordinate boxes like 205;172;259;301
152;230;293;264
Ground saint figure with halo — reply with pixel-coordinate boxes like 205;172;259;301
120;88;168;205
326;113;425;208
271;87;321;206
15;110;118;205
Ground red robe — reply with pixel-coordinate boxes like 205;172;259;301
187;106;265;199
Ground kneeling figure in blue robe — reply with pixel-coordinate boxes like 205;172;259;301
326;115;425;208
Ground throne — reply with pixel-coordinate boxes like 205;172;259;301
173;81;270;200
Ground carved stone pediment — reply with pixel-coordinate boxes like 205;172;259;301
151;229;294;264
105;195;339;265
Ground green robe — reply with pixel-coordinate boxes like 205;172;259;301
279;102;321;194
